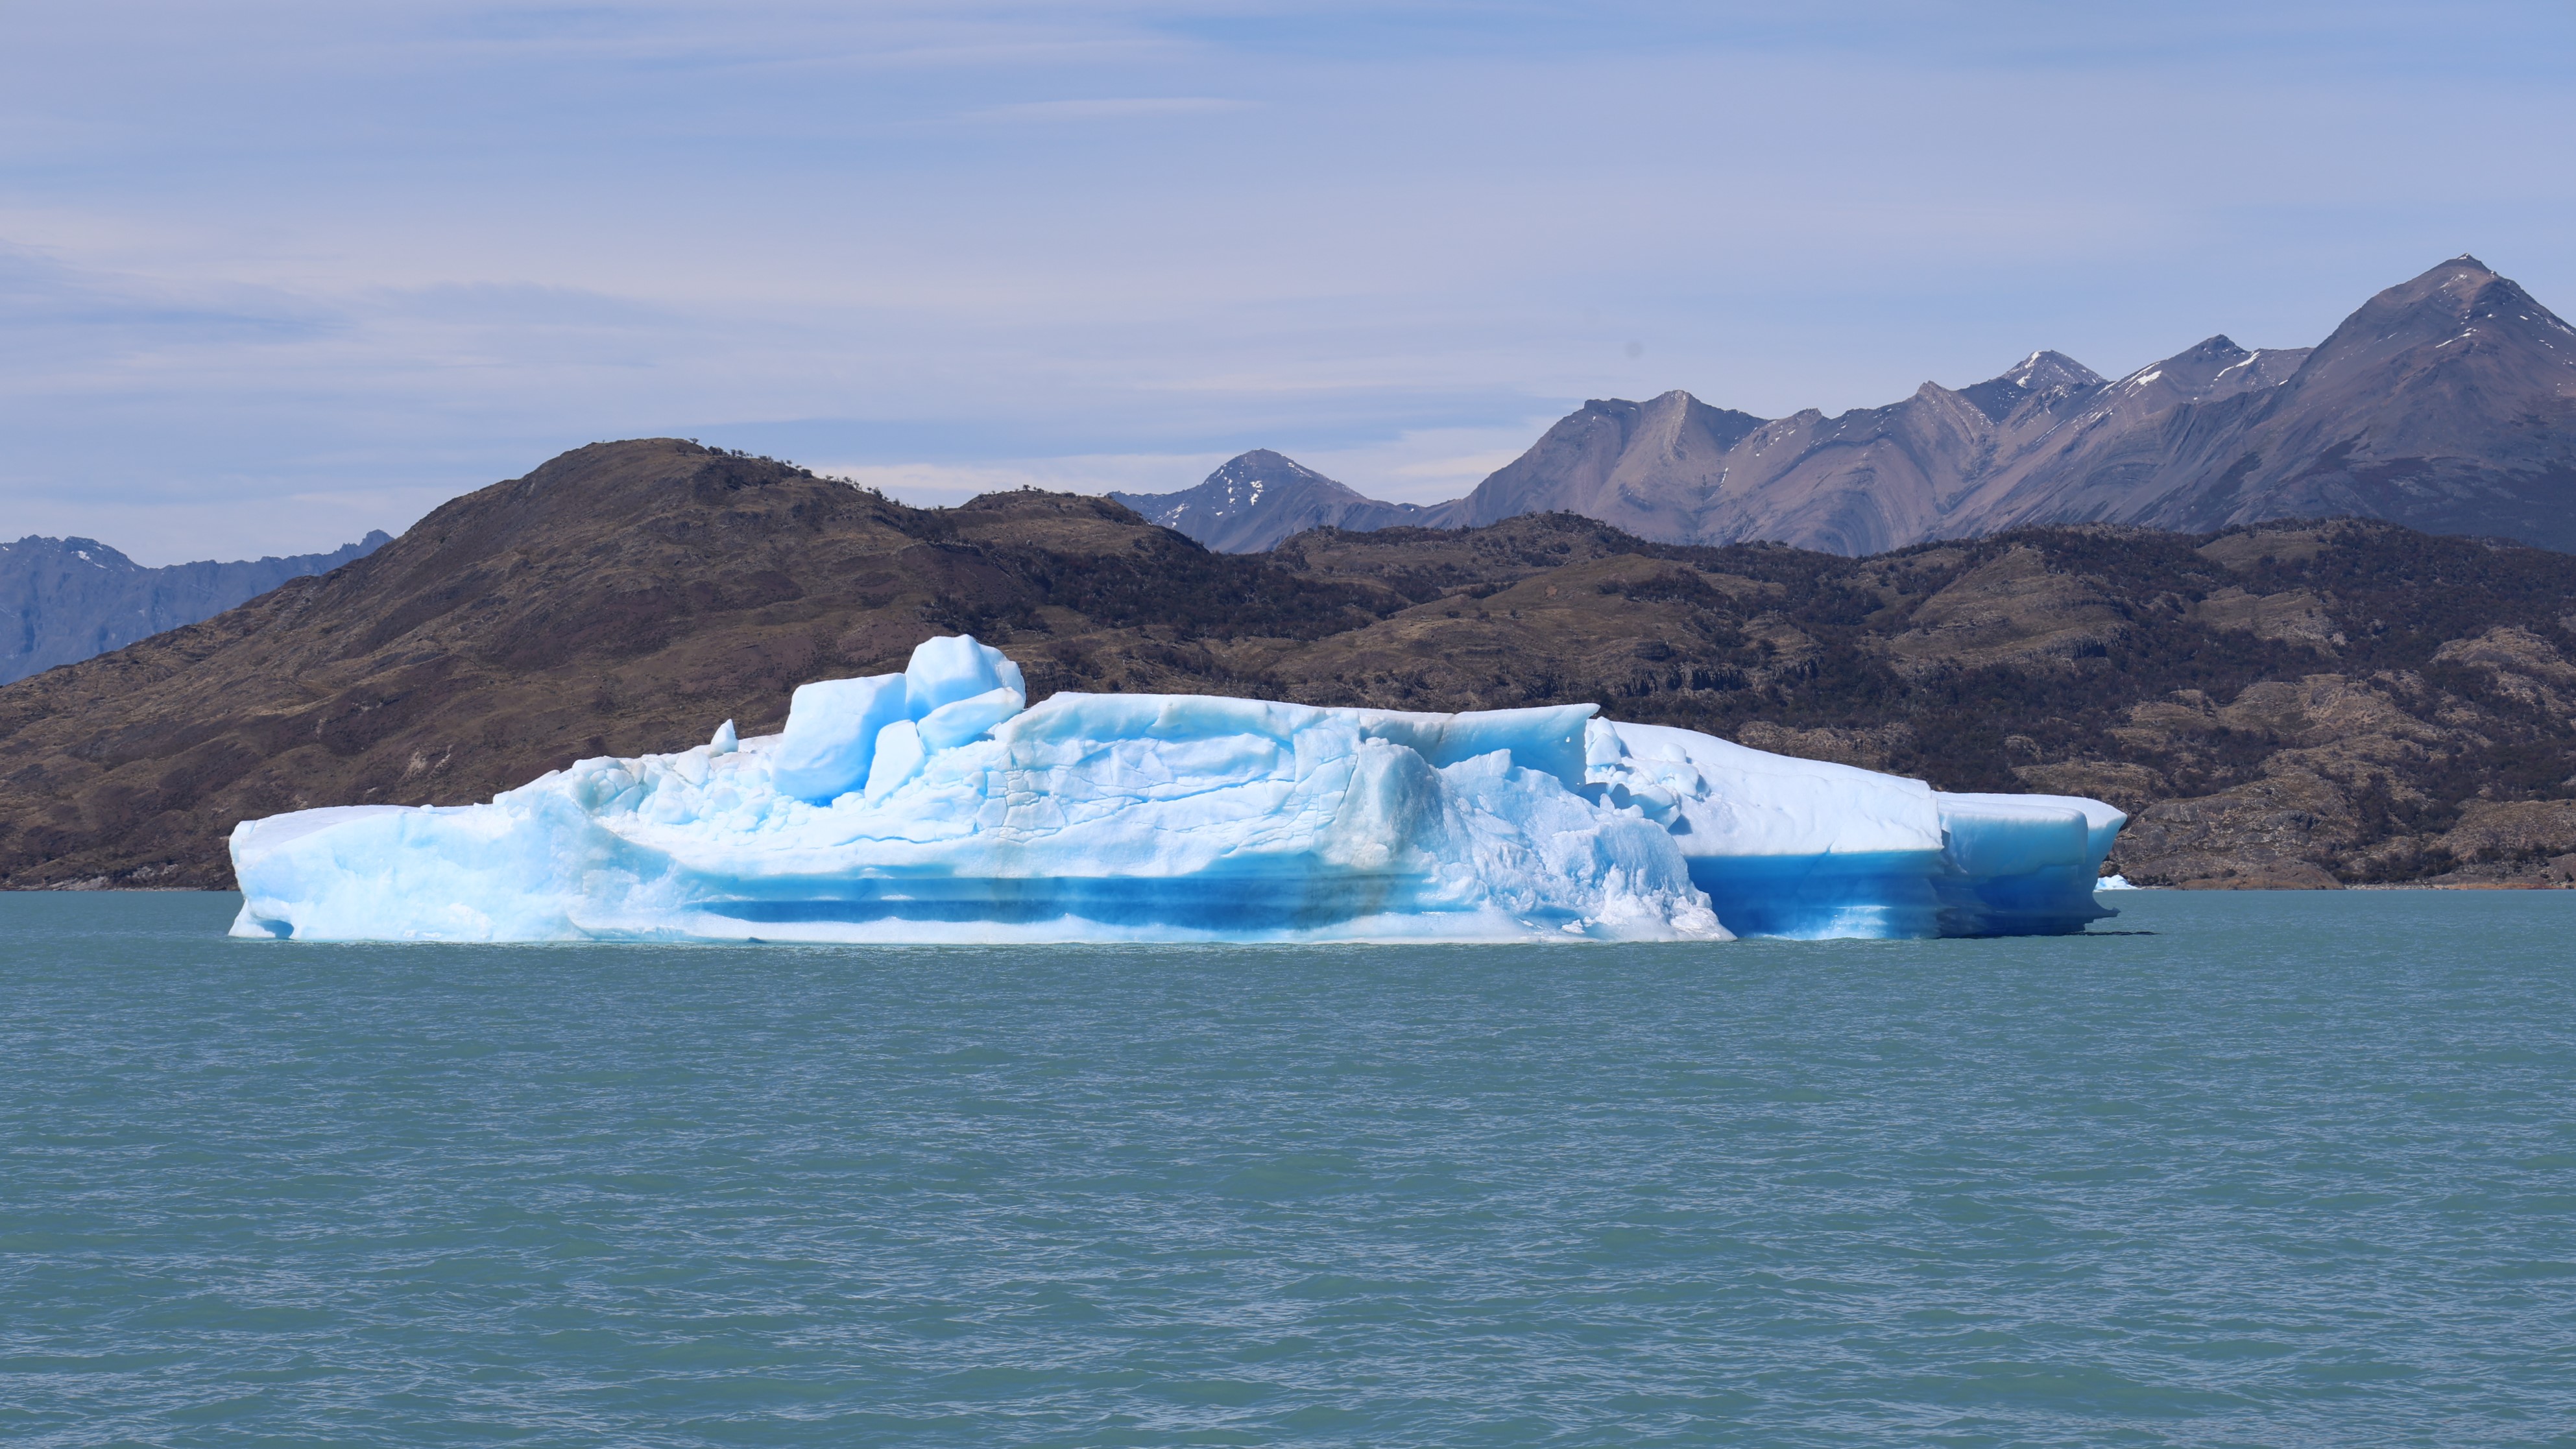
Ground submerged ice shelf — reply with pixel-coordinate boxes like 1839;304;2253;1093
230;636;2125;944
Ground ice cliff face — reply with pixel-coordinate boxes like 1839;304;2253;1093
228;636;2123;944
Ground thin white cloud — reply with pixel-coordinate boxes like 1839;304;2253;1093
1292;424;1559;505
1391;448;1523;482
959;96;1249;122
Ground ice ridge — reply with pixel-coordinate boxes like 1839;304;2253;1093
229;635;2123;943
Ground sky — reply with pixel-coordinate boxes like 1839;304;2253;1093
5;1;2574;564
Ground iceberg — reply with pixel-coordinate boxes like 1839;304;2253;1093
228;635;2124;944
1595;725;2125;940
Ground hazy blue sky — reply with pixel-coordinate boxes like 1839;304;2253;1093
6;1;2573;561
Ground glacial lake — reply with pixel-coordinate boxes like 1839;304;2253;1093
4;890;2571;1446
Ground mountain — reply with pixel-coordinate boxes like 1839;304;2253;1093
1975;255;2576;544
3;438;2573;892
1448;392;1766;537
1216;256;2573;557
1111;449;1458;553
1655;331;2324;554
1;531;392;684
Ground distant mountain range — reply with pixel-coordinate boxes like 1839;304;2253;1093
1117;256;2576;555
1;531;391;685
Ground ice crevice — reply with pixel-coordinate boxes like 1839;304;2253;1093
228;635;2126;944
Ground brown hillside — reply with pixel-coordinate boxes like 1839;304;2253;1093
5;438;2575;891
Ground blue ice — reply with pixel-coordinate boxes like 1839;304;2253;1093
230;636;2122;943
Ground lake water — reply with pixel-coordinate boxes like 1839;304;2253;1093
4;891;2572;1446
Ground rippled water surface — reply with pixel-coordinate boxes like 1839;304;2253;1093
5;891;2574;1446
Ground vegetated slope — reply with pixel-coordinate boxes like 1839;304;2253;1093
4;438;2573;892
1;531;391;684
1153;256;2575;558
1109;449;1457;553
1266;516;2576;887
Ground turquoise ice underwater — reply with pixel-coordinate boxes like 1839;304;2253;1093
228;634;2123;942
8;889;2574;1446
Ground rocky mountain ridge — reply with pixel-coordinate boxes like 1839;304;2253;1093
1109;449;1454;552
1145;256;2576;557
1;531;392;685
3;439;2570;892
